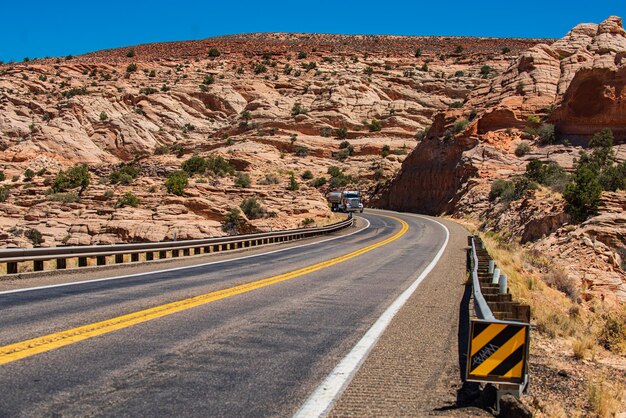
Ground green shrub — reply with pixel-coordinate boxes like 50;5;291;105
148;70;156;78
301;218;315;227
294;146;309;157
490;179;514;201
368;119;382;132
139;87;158;95
240;197;263;219
287;173;299;191
527;115;541;124
453;119;469;134
335;127;348;139
364;67;374;76
564;162;602;222
297;51;307;59
301;170;313;180
311;177;327;187
154;145;169;155
254;64;267;74
599;164;626;192
109;164;140;184
165;171;188;196
25;228;43;246
515;142;531;157
449;101;463;109
208;48;221;57
234;172;251;188
47;192;80;203
490;177;537;202
0;171;4;181
206;155;235;176
525;160;569;193
414;48;422;58
222;207;242;233
589;128;615;169
99;111;108;121
202;75;215;85
116;191;140;208
538;123;556;144
126;49;135;58
597;311;626;354
23;169;35;181
52;164;90;194
480;65;492;77
126;63;137;73
62;87;88;98
0;186;10;202
181;155;207;176
258;173;280;185
381;144;391;157
291;102;307;116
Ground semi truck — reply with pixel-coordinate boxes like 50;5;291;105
327;190;364;213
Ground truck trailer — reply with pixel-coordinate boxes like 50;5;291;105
327;190;364;213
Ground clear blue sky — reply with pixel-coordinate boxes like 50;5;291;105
1;1;624;63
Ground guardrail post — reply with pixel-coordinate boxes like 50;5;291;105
7;262;17;275
56;258;67;270
34;260;44;272
115;254;124;264
97;255;106;266
131;253;139;262
488;260;494;274
492;268;500;284
499;274;508;295
78;257;88;267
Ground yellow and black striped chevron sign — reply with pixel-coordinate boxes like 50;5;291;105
466;319;529;384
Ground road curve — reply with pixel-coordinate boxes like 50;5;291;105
0;210;450;417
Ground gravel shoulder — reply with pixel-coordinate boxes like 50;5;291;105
329;216;491;417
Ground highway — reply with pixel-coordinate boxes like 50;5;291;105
0;210;450;417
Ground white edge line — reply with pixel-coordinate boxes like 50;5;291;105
0;218;371;296
293;215;450;418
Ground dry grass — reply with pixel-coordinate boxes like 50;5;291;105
572;335;595;360
587;375;625;418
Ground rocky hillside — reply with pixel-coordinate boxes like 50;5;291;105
375;16;626;303
0;33;545;249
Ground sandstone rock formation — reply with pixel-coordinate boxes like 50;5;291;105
374;16;626;302
0;33;542;248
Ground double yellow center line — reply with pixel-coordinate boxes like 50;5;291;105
0;215;408;366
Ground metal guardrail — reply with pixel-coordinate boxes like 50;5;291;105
0;217;354;275
470;236;496;321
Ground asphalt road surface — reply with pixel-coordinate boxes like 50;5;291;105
0;210;450;417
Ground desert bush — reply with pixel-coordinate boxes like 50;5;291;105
453;119;469;134
99;111;108;121
589;128;615;168
154;145;169;155
165;171;188;196
480;65;492;77
234;172;251;188
254;64;267;74
564;162;601;222
448;101;463;109
257;173;280;185
598;163;626;192
109;164;140;184
572;336;595;360
368;119;382;132
301;218;315;227
311;177;327;187
287;174;299;191
222;207;242;234
181;155;207;176
126;63;137;73
543;268;579;301
25;228;43;246
0;186;10;202
116;191;140;208
301;170;313;180
47;192;80;203
0;171;5;181
297;51;307;59
335;127;348;139
240;197;263;219
202;75;215;85
206;156;235;177
525;160;569;193
52;164;90;194
538;123;556;144
587;377;624;417
139;87;158;95
291;102;307;116
363;66;373;76
23;169;35;181
381;144;391;157
126;49;135;58
208;48;220;57
597;310;626;354
515;142;531;157
294;146;309;157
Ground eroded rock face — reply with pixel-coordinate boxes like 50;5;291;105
375;16;626;302
0;33;544;247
